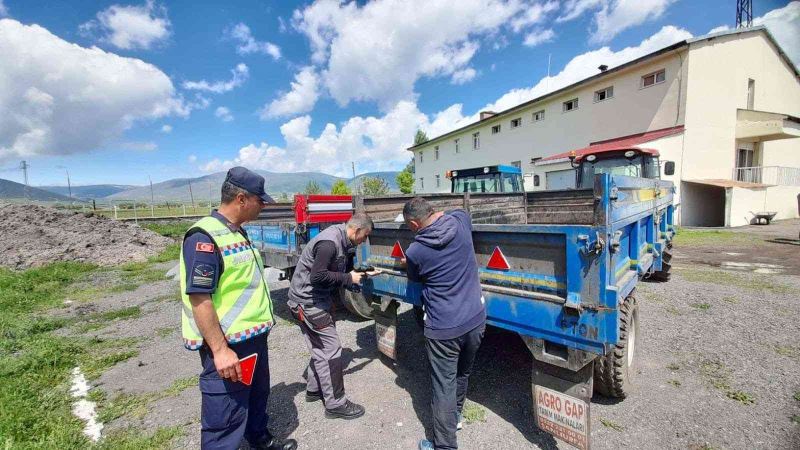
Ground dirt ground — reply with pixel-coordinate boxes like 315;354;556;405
61;221;800;449
0;203;172;270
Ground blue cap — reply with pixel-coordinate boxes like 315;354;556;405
225;166;275;203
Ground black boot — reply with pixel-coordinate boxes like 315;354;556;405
325;400;365;419
250;437;298;450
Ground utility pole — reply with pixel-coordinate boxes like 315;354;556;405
188;180;196;213
546;53;552;93
20;160;29;200
351;161;356;179
65;169;72;200
736;0;753;28
148;175;155;217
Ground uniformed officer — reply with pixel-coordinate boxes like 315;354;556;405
180;166;297;450
287;212;377;419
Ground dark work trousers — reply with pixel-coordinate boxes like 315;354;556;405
426;323;485;450
198;332;272;450
291;303;348;409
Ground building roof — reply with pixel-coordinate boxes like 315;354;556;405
408;26;798;153
535;125;684;165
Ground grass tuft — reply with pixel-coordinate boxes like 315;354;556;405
691;303;711;311
462;401;487;424
599;418;624;432
667;379;681;387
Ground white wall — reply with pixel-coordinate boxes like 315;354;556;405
413;49;688;193
683;31;800;180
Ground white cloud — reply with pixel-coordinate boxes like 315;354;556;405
291;0;558;109
80;0;171;50
182;63;249;94
229;22;281;59
523;28;556;47
450;67;477;85
0;19;187;161
0;1;9;18
261;67;320;119
201;25;694;176
554;0;675;45
215;106;233;122
707;25;731;34
755;1;800;67
120;141;157;151
160;124;172;133
188;154;197;163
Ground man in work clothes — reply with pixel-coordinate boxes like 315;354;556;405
287;212;377;419
180;166;297;450
402;197;486;450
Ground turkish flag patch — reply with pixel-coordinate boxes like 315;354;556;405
196;242;215;253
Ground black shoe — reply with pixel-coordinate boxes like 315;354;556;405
250;437;298;450
305;390;323;402
325;400;365;420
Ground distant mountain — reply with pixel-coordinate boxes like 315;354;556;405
38;184;136;200
106;170;400;202
0;178;78;202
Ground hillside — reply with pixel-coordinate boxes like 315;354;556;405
106;170;399;201
0;178;78;202
38;184;136;199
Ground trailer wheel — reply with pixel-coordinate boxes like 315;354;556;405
649;248;672;281
594;293;639;398
341;289;376;320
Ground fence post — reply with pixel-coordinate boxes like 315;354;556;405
134;202;138;225
114;204;118;220
183;204;186;216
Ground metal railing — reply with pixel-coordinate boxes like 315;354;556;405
732;166;800;186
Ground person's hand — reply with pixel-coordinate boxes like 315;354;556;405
365;269;383;277
349;270;366;284
399;257;407;269
214;346;241;382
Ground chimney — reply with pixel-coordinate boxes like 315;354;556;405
598;64;608;72
479;111;496;120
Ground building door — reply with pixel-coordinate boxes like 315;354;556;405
735;142;760;183
546;169;577;190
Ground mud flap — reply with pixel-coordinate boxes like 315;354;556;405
373;298;399;360
524;337;594;450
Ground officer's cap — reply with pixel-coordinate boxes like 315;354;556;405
225;166;275;204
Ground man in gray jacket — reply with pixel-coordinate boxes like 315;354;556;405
287;212;377;419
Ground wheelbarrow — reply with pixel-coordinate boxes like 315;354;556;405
752;211;777;225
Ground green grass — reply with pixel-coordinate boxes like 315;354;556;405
462;401;487;424
163;375;199;396
667;379;681;387
673;228;754;247
691;303;712;311
142;222;192;239
98;426;183;450
110;282;141;293
791;415;800;424
599;418;624;432
700;360;755;405
96;376;198;424
726;390;755;405
155;327;174;338
774;345;799;358
82;350;140;380
78;306;143;333
148;243;181;263
678;268;795;294
667;363;680;371
794;391;800;402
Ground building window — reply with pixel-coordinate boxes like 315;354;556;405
454;138;460;154
510;118;522;129
747;78;755;110
534;174;540;187
473;132;480;150
562;98;579;112
434;146;439;160
435;174;441;188
533;110;545;121
594;86;614;102
511;160;521;168
492;124;501;134
419;177;424;189
419;151;423;163
641;69;665;88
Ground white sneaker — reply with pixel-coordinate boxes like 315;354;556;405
457;412;464;431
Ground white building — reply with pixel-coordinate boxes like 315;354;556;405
409;27;800;227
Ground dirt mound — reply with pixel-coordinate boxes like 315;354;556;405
0;203;174;270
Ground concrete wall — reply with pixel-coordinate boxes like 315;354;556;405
683;31;800;180
413;49;688;193
681;182;726;227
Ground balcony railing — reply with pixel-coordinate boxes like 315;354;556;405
733;166;800;186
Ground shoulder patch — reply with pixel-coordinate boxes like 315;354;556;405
191;263;216;288
196;242;215;253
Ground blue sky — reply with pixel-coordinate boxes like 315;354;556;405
0;0;797;186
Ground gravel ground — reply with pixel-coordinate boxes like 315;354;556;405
60;225;800;450
0;203;172;269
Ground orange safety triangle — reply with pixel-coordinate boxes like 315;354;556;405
390;241;406;259
239;353;258;386
487;246;510;271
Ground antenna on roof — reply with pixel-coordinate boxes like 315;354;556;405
736;0;753;28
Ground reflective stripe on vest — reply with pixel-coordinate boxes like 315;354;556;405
179;216;274;350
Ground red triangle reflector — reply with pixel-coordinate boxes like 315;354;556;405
487;247;510;271
390;241;406;259
239;353;258;386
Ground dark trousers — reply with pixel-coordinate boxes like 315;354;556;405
198;332;272;450
426;323;485;450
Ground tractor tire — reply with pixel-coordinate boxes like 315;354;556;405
341;289;376;321
594;292;639;399
648;248;672;282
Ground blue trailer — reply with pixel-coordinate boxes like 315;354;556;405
352;173;675;449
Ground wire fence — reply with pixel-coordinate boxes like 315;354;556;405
35;200;220;223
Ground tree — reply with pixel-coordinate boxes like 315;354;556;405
359;176;390;196
404;157;415;174
413;129;429;146
277;192;291;202
304;180;322;194
396;170;414;194
331;180;352;195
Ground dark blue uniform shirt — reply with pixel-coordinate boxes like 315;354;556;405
183;210;249;295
